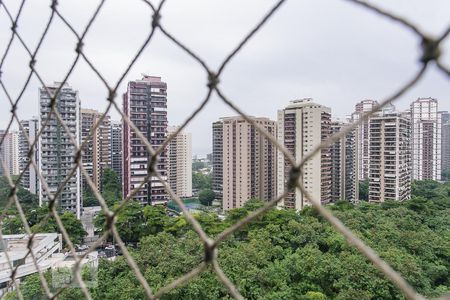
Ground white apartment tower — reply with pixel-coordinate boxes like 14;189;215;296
368;111;411;202
80;108;111;192
0;130;19;177
277;99;332;210
410;97;441;181
110;120;122;183
351;100;379;180
330;120;359;202
213;116;277;211
39;82;81;218
167;126;192;198
19;118;40;194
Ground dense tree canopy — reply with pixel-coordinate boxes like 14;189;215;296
192;172;211;191
84;168;122;207
0;176;38;212
5;181;450;299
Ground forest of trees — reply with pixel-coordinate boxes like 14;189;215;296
4;180;450;299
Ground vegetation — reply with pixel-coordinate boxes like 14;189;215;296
5;180;450;299
359;179;368;201
3;206;86;245
0;176;39;212
198;189;215;206
192;161;207;171
192;171;211;191
83;168;122;207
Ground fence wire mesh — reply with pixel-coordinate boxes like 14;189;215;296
0;0;449;299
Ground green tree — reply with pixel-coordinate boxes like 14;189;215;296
198;189;215;206
359;179;368;201
192;172;211;190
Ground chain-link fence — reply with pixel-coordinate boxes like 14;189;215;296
0;0;449;299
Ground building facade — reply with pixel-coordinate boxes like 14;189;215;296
39;82;81;218
351;99;379;181
80;108;111;192
368;112;411;202
410;97;441;181
18;118;40;194
277;99;332;209
122;75;168;205
442;120;450;176
167;126;192;198
213;116;277;211
110;120;122;183
330;120;358;202
212;121;224;201
0;131;19;177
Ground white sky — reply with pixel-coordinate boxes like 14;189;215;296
0;0;449;155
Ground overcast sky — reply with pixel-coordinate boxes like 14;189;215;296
1;0;449;155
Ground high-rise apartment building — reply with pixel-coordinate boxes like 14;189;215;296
0;130;4;177
368;111;411;202
212;121;224;201
110;120;122;183
277;99;332;209
410;98;441;180
167;126;192;198
213;116;277;211
123;75;168;205
442;120;450;176
80;108;111;192
19;118;40;194
39;82;81;218
351;100;379;180
330;120;358;202
0;131;20;176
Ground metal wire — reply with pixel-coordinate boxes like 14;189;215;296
0;0;449;299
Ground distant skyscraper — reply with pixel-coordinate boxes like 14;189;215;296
1;130;20;177
110;120;122;183
213;116;276;211
277;99;332;209
167;126;192;198
368;111;411;202
212;121;223;201
80;108;111;193
351;99;379;181
19;118;40;194
410;97;441;180
442;120;450;176
39;82;81;218
123;75;168;205
330;120;358;202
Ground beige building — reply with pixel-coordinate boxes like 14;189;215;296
330;120;358;202
351;99;379;181
368;111;411;202
1;131;20;176
167;126;192;198
213;116;277;211
277;99;332;210
80;108;111;192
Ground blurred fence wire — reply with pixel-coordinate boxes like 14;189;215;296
0;0;449;299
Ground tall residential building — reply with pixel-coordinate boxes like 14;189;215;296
0;130;4;177
368;111;411;202
442;120;450;175
213;116;277;211
18;118;40;194
330;120;358;202
410;98;441;180
0;131;20;176
351;99;379;180
167;126;192;198
212;121;223;200
80;108;111;192
277;99;332;210
122;75;168;205
110;120;123;183
39;82;81;218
